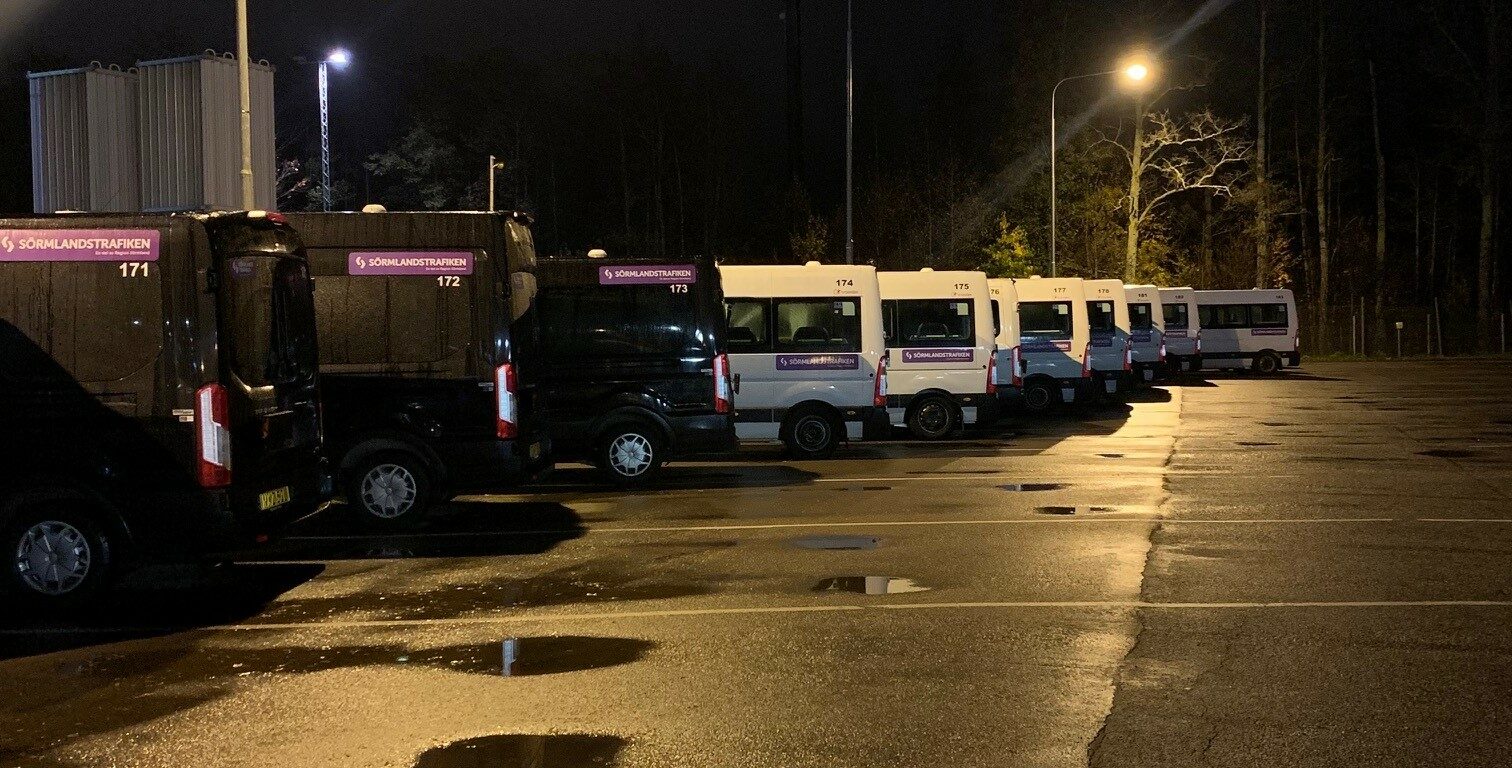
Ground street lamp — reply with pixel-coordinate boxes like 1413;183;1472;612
1049;57;1153;277
319;48;351;212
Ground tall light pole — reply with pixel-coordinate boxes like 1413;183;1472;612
235;0;255;209
844;0;854;265
319;48;351;212
487;155;506;211
1049;60;1150;277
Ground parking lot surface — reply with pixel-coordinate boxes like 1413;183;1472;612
3;360;1511;767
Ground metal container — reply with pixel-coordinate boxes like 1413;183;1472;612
136;52;276;211
28;64;141;213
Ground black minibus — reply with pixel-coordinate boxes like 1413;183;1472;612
285;211;551;526
535;255;737;485
0;212;324;604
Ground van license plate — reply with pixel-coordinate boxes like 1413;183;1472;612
259;486;292;511
529;442;542;461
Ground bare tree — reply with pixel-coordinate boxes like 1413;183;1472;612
1106;109;1254;281
1315;0;1332;331
1254;0;1271;287
1370;60;1387;351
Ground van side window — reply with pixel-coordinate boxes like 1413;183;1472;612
1252;303;1288;327
1087;301;1116;333
1200;304;1252;329
1129;303;1153;331
538;285;698;358
990;299;1002;338
725;299;770;352
887;299;974;347
774;298;861;353
1163;303;1189;329
0;261;163;386
1019;301;1073;339
313;273;457;369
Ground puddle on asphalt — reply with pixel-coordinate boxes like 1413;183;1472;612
813;576;930;595
997;483;1067;492
795;536;880;550
1260;422;1296;427
836;485;893;491
1236;441;1279;447
414;735;626;767
1418;449;1480;459
1097;453;1124;458
907;469;1002;475
1034;505;1117;515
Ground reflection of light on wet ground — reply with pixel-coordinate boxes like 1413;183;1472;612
414;734;626;767
813;577;930;595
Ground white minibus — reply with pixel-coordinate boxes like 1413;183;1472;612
877;269;998;438
1011;276;1093;412
1124;284;1167;383
1194;288;1301;374
1158;287;1202;372
1085;278;1134;396
987;279;1022;406
720;262;889;458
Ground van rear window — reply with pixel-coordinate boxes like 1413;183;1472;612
224;256;318;387
539;285;701;357
0;258;162;385
1130;303;1153;331
1019;301;1072;338
1163;303;1189;329
885;299;974;347
1087;301;1115;333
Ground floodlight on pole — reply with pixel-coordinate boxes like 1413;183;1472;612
318;48;351;212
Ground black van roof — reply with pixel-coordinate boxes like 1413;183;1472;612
283;211;532;249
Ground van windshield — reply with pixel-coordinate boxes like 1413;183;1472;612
1019;301;1072;339
224;255;318;387
1129;303;1153;331
1163;303;1189;329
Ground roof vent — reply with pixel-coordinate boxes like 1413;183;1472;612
587;248;608;259
805;260;822;267
361;204;387;213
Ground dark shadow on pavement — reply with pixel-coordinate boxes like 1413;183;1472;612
528;463;819;491
251;501;588;561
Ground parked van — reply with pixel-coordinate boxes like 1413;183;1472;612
1195;289;1301;374
877;269;997;438
987;279;1023;405
536;255;737;484
1085;278;1134;396
720;262;888;458
285;211;551;527
0;212;324;602
1159;287;1202;372
1124;284;1167;383
1011;276;1093;412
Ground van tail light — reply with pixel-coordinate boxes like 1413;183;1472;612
1159;334;1168;363
1294;331;1300;352
195;383;232;489
713;353;733;414
1011;345;1023;387
986;350;998;395
1123;338;1134;372
495;363;518;439
1196;329;1203;354
1082;344;1094;378
874;354;889;407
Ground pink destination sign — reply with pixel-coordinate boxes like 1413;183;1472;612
348;251;474;276
0;229;159;261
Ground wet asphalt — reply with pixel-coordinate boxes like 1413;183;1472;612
2;360;1511;767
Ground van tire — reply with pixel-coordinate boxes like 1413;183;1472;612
347;451;434;528
906;395;960;440
597;424;665;486
1254;352;1282;376
783;407;840;460
2;502;115;605
1022;380;1057;414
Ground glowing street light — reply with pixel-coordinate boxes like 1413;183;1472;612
1048;55;1157;276
319;49;352;211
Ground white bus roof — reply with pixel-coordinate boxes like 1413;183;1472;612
719;263;878;298
877;269;988;299
1194;288;1295;303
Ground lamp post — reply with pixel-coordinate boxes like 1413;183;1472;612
319;48;351;212
1049;60;1150;277
235;0;255;208
487;155;506;212
844;0;854;265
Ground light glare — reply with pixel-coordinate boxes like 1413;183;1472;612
326;49;352;67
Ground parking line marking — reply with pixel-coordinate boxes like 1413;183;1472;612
9;599;1512;636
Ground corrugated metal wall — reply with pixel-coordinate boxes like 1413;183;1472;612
137;53;276;211
28;66;140;213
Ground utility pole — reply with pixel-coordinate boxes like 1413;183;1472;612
319;60;331;211
235;0;255;209
844;0;854;264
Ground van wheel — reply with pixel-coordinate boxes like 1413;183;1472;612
598;426;665;486
907;395;960;440
1022;380;1056;414
3;504;114;603
784;407;840;460
1254;352;1282;376
348;452;433;528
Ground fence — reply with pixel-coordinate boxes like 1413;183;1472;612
1305;301;1511;357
